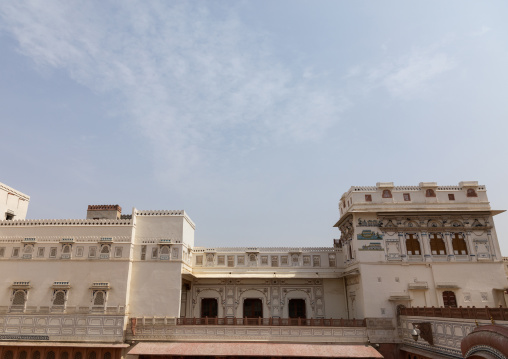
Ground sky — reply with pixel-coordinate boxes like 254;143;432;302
1;1;508;253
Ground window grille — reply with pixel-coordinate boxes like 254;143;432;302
62;245;71;253
60;353;68;359
403;193;411;201
281;256;288;265
303;255;311;266
19;351;27;359
271;256;278;267
101;245;110;254
196;255;203;265
382;190;392;198
53;291;66;306
37;247;45;257
160;245;170;255
12;290;26;305
0;247;5;257
115;247;123;258
24;245;33;254
151;247;158;259
88;352;96;359
93;291;105;306
3;351;13;359
237;255;245;265
12;248;20;258
103;353;111;359
328;254;336;267
74;353;82;359
76;247;84;257
89;247;97;258
46;351;55;359
217;255;225;265
32;352;40;359
425;189;436;197
49;247;57;258
312;255;321;267
141;245;147;260
227;256;234;267
365;194;372;202
261;256;268;265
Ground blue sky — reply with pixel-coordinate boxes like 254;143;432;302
1;1;508;253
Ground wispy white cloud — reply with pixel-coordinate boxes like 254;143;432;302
0;1;347;181
346;42;455;99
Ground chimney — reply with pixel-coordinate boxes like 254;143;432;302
86;205;122;220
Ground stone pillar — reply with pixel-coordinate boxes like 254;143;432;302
465;231;476;261
487;230;496;259
444;232;455;261
399;232;407;262
421;232;431;261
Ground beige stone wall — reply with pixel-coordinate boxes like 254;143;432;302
0;182;30;221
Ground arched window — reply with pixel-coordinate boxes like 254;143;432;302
406;234;421;255
160;245;170;255
60;353;68;359
12;290;27;307
53;291;66;306
451;233;468;255
467;188;477;197
425;189;436;197
443;291;457;308
103;353;111;359
32;352;40;359
46;352;55;359
18;351;27;359
3;351;13;359
429;233;446;255
74;352;82;359
88;352;96;359
24;245;33;254
62;245;71;254
100;245;110;254
382;190;392;198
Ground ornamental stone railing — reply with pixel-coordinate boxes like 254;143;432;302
400;306;508;321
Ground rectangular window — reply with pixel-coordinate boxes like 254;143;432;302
271;256;279;267
196;255;203;265
151;247;158;259
227;255;235;267
448;194;455;200
328;254;336;267
12;247;20;258
217;255;225;265
237;255;245;265
49;247;57;258
303;255;311;266
0;247;5;257
75;246;84;257
114;247;123;258
88;247;96;258
261;255;268;265
312;255;321;267
403;193;411;201
365;194;372;202
37;247;45;257
141;245;147;260
281;256;289;265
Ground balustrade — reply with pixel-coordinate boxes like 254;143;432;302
174;317;365;327
400;306;508;321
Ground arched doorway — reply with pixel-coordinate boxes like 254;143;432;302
443;291;457;308
243;298;263;318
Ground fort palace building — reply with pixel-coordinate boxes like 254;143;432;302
0;181;507;359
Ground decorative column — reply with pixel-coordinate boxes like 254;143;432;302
465;231;476;261
399;232;407;262
444;232;455;261
421;232;431;262
487;230;497;259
